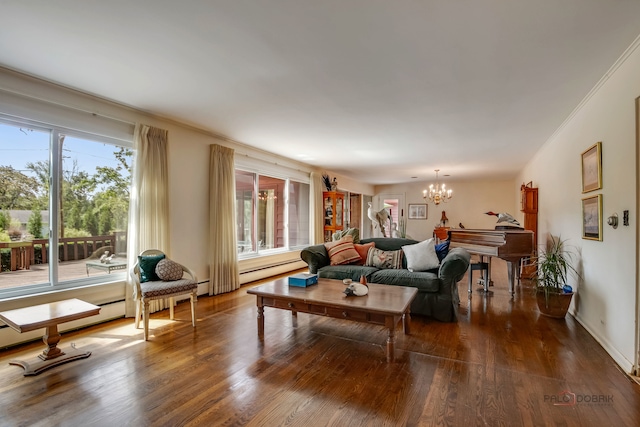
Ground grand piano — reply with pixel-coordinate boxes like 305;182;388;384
448;228;534;295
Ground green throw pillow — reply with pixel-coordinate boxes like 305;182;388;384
138;254;166;282
332;228;360;243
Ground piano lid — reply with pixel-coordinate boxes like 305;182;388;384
448;228;534;259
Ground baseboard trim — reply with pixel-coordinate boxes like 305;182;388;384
0;301;125;350
572;311;634;374
240;260;307;284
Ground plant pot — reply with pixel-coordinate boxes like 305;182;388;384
536;291;574;318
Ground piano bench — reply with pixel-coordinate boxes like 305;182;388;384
468;261;489;294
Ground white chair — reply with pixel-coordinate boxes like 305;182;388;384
130;249;198;340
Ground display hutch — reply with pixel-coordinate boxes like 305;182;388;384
520;182;538;278
323;191;344;242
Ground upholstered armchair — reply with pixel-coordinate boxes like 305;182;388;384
130;249;198;340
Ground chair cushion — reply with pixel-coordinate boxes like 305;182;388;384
140;278;197;298
138;254;165;283
318;265;379;282
402;239;440;272
353;242;375;265
324;236;361;265
435;240;450;262
370;269;440;293
332;227;360;243
365;247;403;269
155;258;184;281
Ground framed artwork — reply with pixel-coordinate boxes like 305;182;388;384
581;142;602;193
582;194;602;241
408;203;427;220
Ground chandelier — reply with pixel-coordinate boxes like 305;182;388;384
423;169;452;205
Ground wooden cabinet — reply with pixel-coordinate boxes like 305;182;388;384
433;227;450;242
323;191;344;242
520;182;538;278
520;183;538;239
521;183;538;214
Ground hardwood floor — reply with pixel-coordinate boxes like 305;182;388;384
1;260;639;426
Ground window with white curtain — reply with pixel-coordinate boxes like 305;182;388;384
0;117;133;297
235;168;309;256
288;180;310;247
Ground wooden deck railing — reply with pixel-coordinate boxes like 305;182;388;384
0;231;127;272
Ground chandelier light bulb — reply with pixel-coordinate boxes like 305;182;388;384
423;169;453;205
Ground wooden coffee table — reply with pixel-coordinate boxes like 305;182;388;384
0;298;101;376
247;277;418;362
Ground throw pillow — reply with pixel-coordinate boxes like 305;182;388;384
332;227;360;243
324;236;361;266
435;240;450;262
353;242;375;265
138;253;166;283
155;258;184;281
402;239;440;272
365;247;403;269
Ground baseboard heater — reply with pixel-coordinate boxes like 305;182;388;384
240;259;307;284
240;258;303;274
0;300;126;350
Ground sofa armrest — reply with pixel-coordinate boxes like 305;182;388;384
438;247;471;282
300;244;330;274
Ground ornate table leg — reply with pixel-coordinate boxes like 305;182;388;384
9;323;92;376
40;324;64;360
257;297;264;339
386;316;396;362
402;312;411;335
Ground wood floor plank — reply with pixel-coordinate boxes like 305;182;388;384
1;262;639;426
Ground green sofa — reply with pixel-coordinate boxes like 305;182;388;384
300;237;471;322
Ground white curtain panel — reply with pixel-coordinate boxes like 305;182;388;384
309;171;324;244
209;144;240;295
125;124;171;317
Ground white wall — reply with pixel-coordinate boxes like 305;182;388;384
0;68;312;347
374;180;516;241
518;39;640;373
324;170;375;196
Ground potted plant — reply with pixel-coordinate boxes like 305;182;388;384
532;235;579;318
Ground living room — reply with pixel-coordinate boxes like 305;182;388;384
1;1;640;425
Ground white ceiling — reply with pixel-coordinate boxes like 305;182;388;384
2;1;640;184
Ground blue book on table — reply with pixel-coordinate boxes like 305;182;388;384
288;273;318;287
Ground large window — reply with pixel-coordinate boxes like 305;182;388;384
235;169;309;256
288;180;310;247
0;119;132;295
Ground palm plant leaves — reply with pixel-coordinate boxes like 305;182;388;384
533;235;580;304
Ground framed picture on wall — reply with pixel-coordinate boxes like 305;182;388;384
408;203;427;220
582;194;602;241
581;141;602;193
